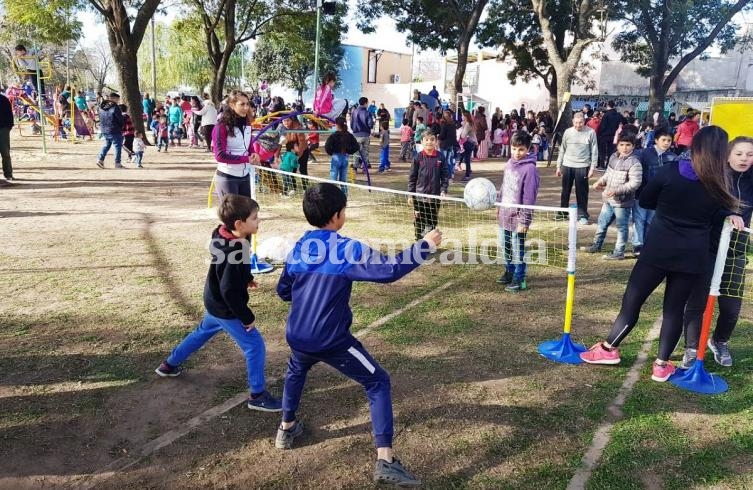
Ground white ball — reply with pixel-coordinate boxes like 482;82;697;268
463;178;498;211
256;236;296;263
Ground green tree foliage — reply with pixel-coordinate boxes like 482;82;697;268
249;2;345;100
187;0;311;103
355;0;490;104
0;0;82;44
479;0;607;119
612;0;752;116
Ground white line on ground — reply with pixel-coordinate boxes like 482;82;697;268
566;316;663;490
71;269;471;489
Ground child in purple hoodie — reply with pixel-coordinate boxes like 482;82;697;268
496;131;541;292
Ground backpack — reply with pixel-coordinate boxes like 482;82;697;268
258;131;280;154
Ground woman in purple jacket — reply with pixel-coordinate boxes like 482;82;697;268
212;90;259;198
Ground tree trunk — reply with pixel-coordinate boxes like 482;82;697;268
648;73;666;121
553;70;572;134
112;45;145;135
452;37;470;111
547;75;558;121
210;51;232;106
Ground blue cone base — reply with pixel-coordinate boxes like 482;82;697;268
538;333;587;364
669;359;728;395
250;254;274;274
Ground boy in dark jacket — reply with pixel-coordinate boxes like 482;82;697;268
96;93;125;169
274;182;442;487
325;116;360;194
408;132;449;240
155;195;281;412
631;128;677;253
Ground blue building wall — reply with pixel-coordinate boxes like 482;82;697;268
305;45;362;108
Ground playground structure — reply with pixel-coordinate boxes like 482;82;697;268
11;53;94;150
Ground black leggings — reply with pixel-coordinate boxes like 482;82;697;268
684;254;745;348
606;261;703;361
413;199;440;240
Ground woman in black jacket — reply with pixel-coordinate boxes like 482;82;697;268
437;110;458;181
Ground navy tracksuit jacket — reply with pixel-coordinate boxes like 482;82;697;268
276;229;432;446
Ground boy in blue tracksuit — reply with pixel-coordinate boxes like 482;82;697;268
155;194;281;412
274;183;442;487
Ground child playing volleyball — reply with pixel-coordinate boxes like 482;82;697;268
155;195;281;411
495;131;540;292
682;136;753;368
274;183;442;487
580;126;744;382
408;132;449;240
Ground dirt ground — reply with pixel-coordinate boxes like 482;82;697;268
1;133;750;489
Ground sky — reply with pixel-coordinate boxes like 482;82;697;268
79;0;415;54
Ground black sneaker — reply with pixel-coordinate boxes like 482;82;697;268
581;245;601;253
708;339;733;367
96;160;104;169
374;458;421;487
505;279;527;292
247;391;282;412
633;246;643;256
275;421;304;449
155;361;183;377
496;271;513;285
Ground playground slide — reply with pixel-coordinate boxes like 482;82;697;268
18;94;57;126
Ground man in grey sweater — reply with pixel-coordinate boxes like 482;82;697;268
556;113;598;224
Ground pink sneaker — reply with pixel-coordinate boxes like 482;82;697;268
651;361;676;382
580;342;621;365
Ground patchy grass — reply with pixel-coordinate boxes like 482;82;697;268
1;136;751;488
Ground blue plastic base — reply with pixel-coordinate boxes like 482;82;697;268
538;333;587;364
250;254;274;274
669;359;728;395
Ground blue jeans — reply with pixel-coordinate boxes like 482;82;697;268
593;203;630;254
442;148;456;178
631;202;655;248
167;311;267;394
330;154;349;195
499;228;527;281
460;141;475;176
98;133;123;165
169;122;181;143
133;151;143;167
378;146;390;171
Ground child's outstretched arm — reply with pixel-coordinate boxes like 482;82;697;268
345;230;442;283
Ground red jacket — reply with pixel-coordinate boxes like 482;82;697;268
675;119;699;147
586;117;601;134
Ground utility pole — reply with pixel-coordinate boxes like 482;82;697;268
151;16;157;98
313;0;322;87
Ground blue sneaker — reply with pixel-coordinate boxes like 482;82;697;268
155;361;183;377
247;391;282;412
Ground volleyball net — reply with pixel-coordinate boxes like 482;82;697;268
247;165;576;270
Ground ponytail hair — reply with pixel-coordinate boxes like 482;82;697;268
691;126;739;212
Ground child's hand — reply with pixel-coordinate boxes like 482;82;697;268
248;280;258;290
555;166;562;177
424;228;443;247
592;181;604;190
730;215;745;230
245;322;256;332
604;190;615;198
516;225;528;234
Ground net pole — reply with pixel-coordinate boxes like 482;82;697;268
697;220;733;361
562;204;578;335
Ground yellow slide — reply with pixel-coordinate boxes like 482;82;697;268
18;94;57;126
